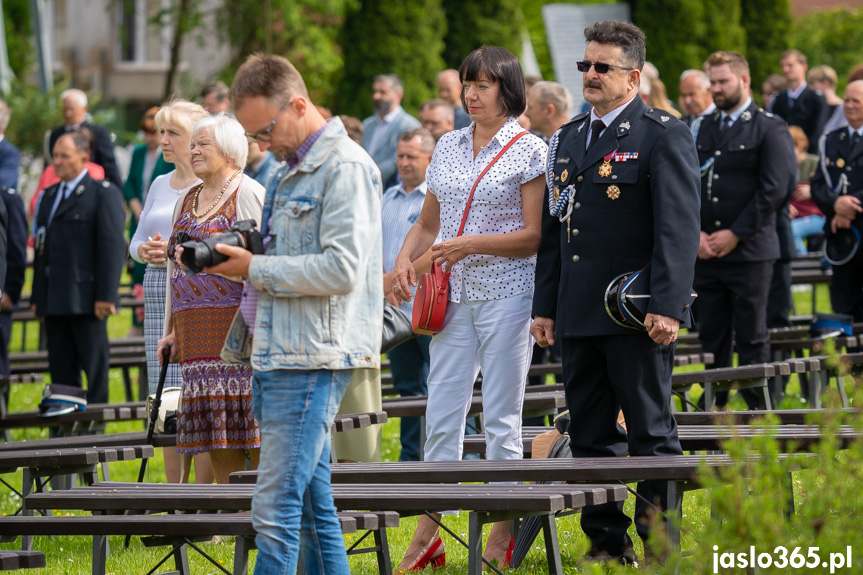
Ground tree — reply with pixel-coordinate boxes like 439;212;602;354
700;0;746;62
215;0;355;108
741;0;791;98
336;0;446;118
3;0;32;79
631;0;706;100
441;0;522;70
791;7;863;92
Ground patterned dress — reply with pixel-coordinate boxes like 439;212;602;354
167;188;261;454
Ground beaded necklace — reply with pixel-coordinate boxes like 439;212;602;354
191;169;242;219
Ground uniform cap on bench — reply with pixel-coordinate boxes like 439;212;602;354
38;383;87;417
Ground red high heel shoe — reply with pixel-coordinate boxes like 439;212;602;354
504;535;515;567
399;537;446;572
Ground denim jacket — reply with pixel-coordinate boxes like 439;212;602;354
223;118;383;371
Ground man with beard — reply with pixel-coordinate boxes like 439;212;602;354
694;51;792;408
361;74;420;188
531;20;699;565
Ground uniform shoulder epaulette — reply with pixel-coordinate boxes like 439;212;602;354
557;111;589;138
102;180;111;188
643;107;675;127
756;108;780;121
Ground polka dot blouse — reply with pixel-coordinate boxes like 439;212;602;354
426;117;548;302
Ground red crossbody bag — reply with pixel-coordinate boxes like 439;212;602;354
412;131;529;335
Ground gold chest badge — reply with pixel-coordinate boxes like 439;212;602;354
606;185;621;200
598;162;612;177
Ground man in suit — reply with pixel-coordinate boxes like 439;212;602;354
437;69;472;129
694;51;793;409
771;50;829;154
811;80;863;320
531;20;700;565
0;100;28;381
361;74;420;189
47;89;122;187
32;131;126;404
679;69;715;125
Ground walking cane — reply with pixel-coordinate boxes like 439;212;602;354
125;345;171;548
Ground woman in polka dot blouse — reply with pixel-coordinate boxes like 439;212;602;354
392;45;548;571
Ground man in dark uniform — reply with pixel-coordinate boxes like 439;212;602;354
32;131;126;404
0;99;28;382
531;20;700;564
811;80;863;320
694;51;792;409
771;50;829;154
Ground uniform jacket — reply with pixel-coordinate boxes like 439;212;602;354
811;127;863;227
49;122;123;188
31;174;126;316
771;87;829;154
0;138;26;303
695;102;792;262
532;96;701;336
361;107;420;188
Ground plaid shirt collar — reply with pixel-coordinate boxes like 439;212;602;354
284;119;332;171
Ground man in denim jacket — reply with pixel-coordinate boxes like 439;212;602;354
210;54;383;575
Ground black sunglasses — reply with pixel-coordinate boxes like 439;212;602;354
576;61;635;74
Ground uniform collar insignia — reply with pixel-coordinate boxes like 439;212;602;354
618;120;631;135
577;122;585;133
712;111;721;122
557;157;571;164
660;115;670;122
840;131;847;141
76;185;85;195
740;110;752;122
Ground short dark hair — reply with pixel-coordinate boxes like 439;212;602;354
459;45;526;119
230;54;309;110
583;20;646;71
339;115;364;144
399;128;436;154
707;51;750;78
781;49;807;66
200;81;229;101
373;74;404;93
59;129;91;155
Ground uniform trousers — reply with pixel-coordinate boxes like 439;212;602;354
830;249;863;322
44;314;110;404
694;259;774;409
561;334;682;555
424;292;533;463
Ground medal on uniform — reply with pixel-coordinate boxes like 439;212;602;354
607;185;621;200
553;186;560;201
560;169;569;183
598;148;617;178
837;158;846;168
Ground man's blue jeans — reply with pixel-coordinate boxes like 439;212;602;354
387;334;431;461
792;214;826;254
251;369;352;575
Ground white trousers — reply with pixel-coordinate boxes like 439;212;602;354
424;291;534;462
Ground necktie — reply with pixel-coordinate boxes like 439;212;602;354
720;115;732;134
853;131;861;147
587;119;605;151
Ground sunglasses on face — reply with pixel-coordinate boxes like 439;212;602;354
576;61;636;74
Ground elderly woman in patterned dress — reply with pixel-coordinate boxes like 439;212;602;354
392;46;548;570
158;114;265;484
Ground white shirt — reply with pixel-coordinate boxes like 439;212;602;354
129;171;201;266
426;117;547;302
586;97;638;148
787;82;807;101
382;180;427;314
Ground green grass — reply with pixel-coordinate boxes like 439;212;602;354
0;282;854;573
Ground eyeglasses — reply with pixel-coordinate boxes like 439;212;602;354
576;61;635;74
245;98;294;143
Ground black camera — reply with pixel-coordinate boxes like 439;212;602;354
163;412;178;434
179;219;265;274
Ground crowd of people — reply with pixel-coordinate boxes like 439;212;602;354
0;15;862;573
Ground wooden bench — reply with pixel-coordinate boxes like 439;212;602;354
25;481;623;575
0;509;396;575
0;551;45;570
0;403;150;435
381;390;566;420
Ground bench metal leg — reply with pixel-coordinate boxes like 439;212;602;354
373;525;393;575
92;535;107;575
784;472;795;519
540;513;563;575
467;512;484;575
233;536;251;575
20;468;33;551
704;384;714;412
665;481;683;550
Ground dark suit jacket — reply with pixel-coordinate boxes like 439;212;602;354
811;127;863;228
771;86;829;154
31;174;126;316
695;103;792;262
532;97;701;336
0;139;27;303
49;122;122;188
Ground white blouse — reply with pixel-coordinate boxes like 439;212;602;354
426;117;547;302
129;172;201;266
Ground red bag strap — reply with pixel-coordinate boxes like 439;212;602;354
438;130;530;283
456;130;530;238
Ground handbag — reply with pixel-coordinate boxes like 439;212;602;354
146;386;181;434
412;130;530;335
382;299;415;353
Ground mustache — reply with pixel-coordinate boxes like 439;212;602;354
584;80;603;89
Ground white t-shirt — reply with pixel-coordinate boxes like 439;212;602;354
426;117;547;302
129;171;201;266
